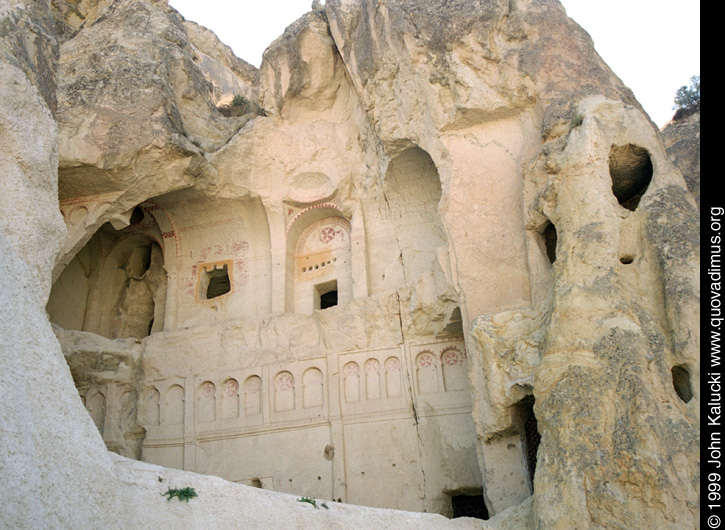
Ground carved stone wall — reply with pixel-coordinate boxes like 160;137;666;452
135;336;480;513
13;0;699;527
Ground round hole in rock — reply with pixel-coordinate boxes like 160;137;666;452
620;255;635;265
609;144;653;211
671;365;693;403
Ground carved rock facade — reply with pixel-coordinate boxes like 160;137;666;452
2;0;699;528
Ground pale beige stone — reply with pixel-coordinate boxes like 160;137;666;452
1;0;699;528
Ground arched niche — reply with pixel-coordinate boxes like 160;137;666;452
609;144;653;211
364;359;381;400
243;375;263;416
140;386;161;427
148;191;273;327
366;146;447;293
221;378;240;419
302;368;324;409
274;371;296;412
47;206;167;339
286;207;352;314
164;384;185;426
343;362;361;403
416;350;439;394
196;381;217;423
384;357;402;398
441;346;467;392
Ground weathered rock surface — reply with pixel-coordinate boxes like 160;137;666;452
1;1;124;527
661;110;700;208
53;0;256;283
182;19;259;106
525;98;699;530
325;0;644;142
1;0;700;528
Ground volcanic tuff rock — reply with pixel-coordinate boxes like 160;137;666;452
1;1;125;526
662;110;700;208
1;0;699;528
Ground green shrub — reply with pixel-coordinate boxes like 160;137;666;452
217;94;252;118
231;94;248;109
163;487;198;503
297;497;329;509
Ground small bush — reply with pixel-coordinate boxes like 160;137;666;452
297;497;329;509
163;487;198;503
231;94;249;110
217;95;252;118
570;113;584;128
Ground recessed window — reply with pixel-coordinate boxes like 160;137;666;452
450;492;489;520
199;263;231;300
514;395;540;490
320;290;337;308
315;280;338;310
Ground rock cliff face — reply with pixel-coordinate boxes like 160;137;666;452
662;111;700;208
1;0;699;528
0;1;125;526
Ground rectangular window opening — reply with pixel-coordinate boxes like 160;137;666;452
450;491;489;520
199;263;231;300
314;280;338;310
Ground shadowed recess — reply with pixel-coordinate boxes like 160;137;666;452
671;365;693;403
609;144;653;210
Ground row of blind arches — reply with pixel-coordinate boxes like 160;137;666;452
144;369;326;426
143;349;467;426
342;347;467;403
